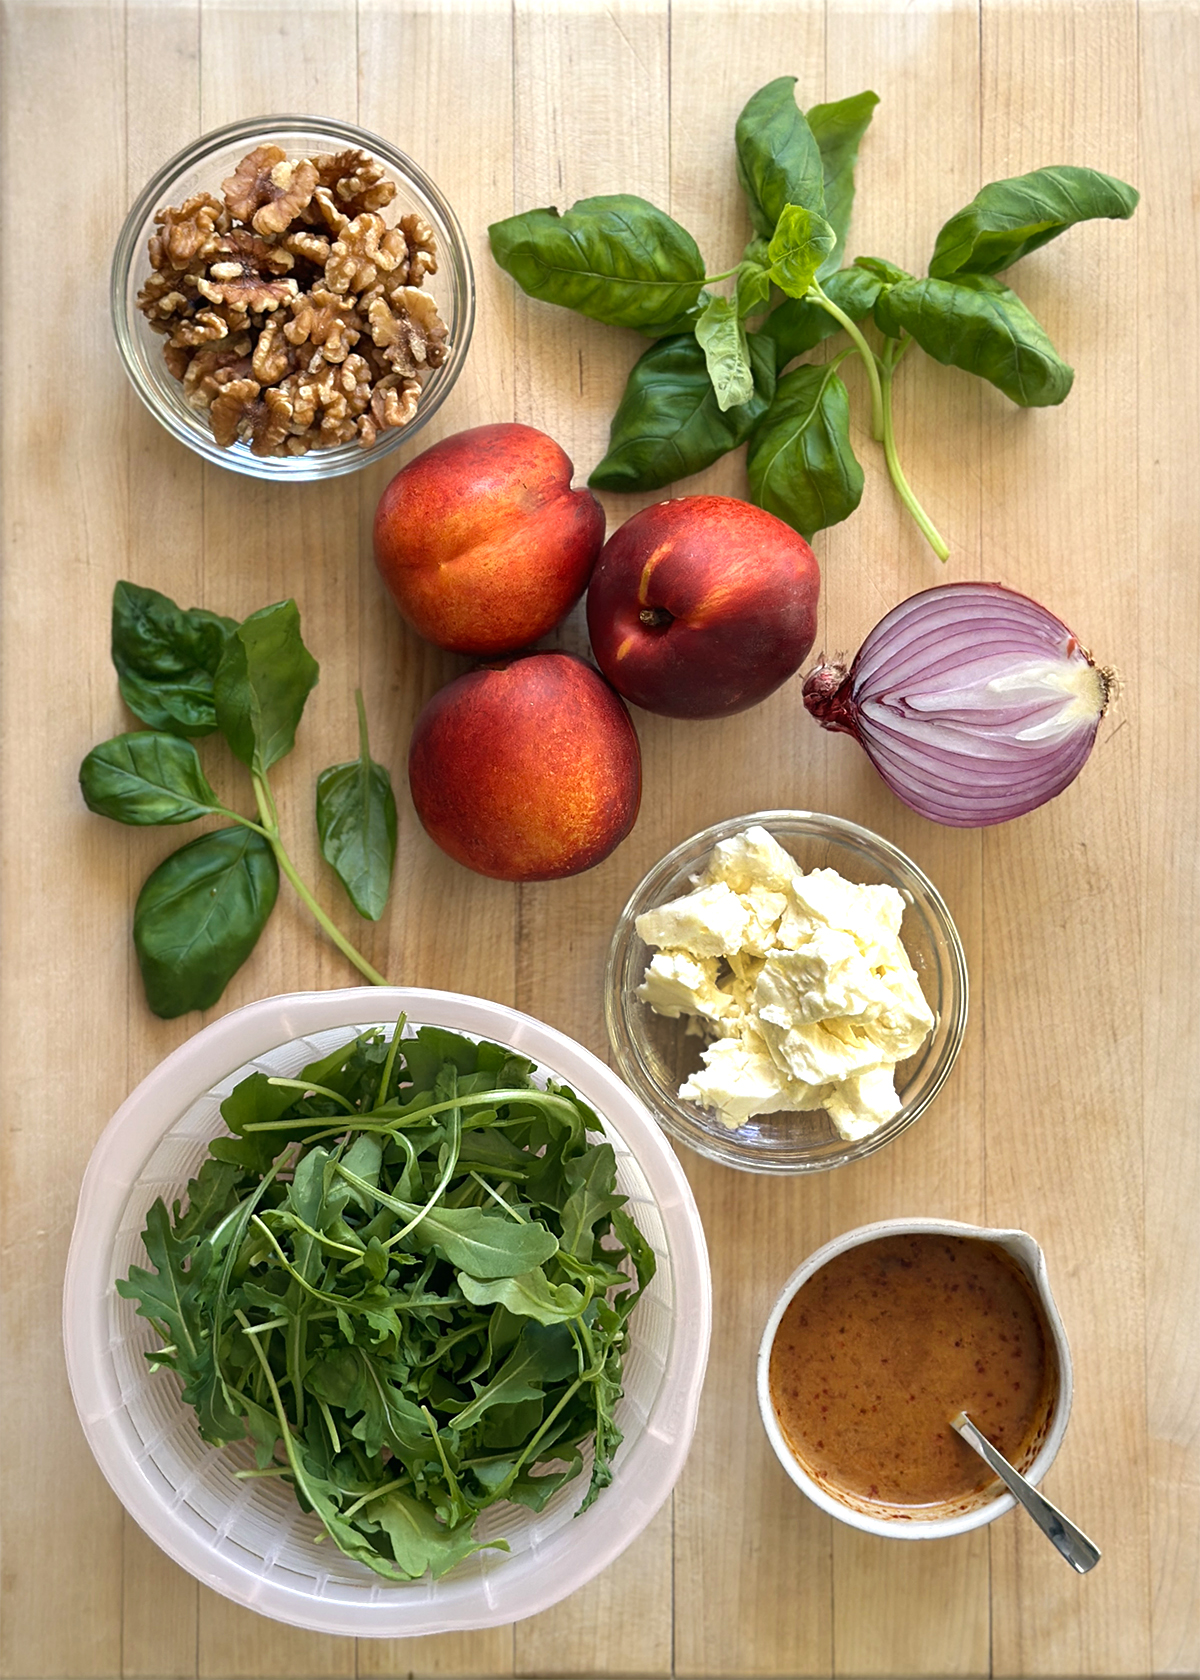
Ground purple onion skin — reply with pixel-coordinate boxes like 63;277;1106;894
803;582;1115;829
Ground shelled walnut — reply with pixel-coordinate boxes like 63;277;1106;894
137;143;449;457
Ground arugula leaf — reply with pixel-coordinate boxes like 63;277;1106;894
735;76;825;236
79;731;224;826
458;1268;585;1326
766;205;837;298
214;600;319;776
806;90;879;276
694;294;755;411
487;194;707;335
588;331;776;494
928;164;1139;278
747;361;864;538
315;692;397;921
560;1142;625;1262
111;581;236;738
369;1489;507;1580
133;826;279;1017
761;264;882;365
874;273;1074;406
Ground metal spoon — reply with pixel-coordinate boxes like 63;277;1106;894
950;1410;1101;1573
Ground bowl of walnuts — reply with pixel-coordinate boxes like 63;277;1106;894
112;115;474;479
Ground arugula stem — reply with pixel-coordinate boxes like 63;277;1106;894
878;350;951;562
250;771;391;987
808;280;886;439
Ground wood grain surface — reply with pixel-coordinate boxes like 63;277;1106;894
1;2;1195;1677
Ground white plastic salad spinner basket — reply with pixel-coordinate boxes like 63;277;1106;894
63;989;712;1637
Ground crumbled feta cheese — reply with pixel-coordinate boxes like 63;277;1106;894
637;825;934;1139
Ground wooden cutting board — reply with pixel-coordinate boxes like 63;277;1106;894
1;2;1195;1676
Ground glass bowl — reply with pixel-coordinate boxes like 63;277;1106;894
111;116;474;480
605;811;968;1174
62;988;711;1636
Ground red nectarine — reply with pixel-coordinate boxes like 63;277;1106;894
408;652;641;881
585;495;820;718
374;423;605;656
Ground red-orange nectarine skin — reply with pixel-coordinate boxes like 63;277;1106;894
586;495;820;718
374;423;605;656
408;652;642;882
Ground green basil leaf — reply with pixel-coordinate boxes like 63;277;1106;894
761;265;883;366
747;362;864;538
487;194;706;334
133;826;279;1018
694;294;755;411
80;731;222;825
805;90;879;276
928;165;1139;278
735;76;826;236
214;599;319;775
588;331;776;494
736;246;772;318
766;205;837;299
874;273;1074;406
316;694;397;921
854;254;911;285
112;581;237;738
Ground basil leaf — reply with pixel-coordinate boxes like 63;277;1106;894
736;241;772;318
80;731;222;825
806;90;879;276
735;76;826;236
766;205;837;299
316;694;397;921
588;331;776;494
694;294;755;411
214;599;319;776
112;581;237;738
487;194;706;335
761;265;883;366
874;273;1074;406
929;165;1139;278
747;362;864;538
855;254;912;285
133;826;279;1017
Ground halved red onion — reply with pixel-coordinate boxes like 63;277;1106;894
802;582;1116;827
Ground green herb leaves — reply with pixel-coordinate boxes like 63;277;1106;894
735;76;826;236
487;195;706;334
81;585;394;1017
874;274;1075;406
112;581;236;737
214;601;320;776
133;828;280;1017
928;165;1139;279
315;692;397;921
489;76;1138;561
117;1023;654;1581
748;361;864;538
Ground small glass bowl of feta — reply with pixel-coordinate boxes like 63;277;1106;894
604;812;968;1173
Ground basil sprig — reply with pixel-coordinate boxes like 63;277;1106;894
80;582;397;1017
489;80;1138;559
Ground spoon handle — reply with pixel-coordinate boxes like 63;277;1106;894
950;1411;1101;1574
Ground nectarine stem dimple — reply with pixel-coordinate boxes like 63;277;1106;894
639;606;675;630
